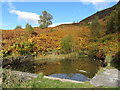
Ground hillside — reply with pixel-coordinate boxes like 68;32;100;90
1;1;120;89
1;1;119;60
57;1;120;27
79;1;120;24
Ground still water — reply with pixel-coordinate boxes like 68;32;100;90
10;57;100;82
34;58;100;82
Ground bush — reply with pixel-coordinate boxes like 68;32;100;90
106;6;120;34
110;51;120;70
61;35;74;54
88;46;99;59
39;24;47;29
50;29;56;32
88;45;105;60
19;42;35;55
25;23;34;35
12;42;35;56
15;25;22;29
90;16;103;40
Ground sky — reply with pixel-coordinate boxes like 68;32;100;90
0;0;119;30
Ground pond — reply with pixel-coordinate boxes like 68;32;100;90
9;57;101;82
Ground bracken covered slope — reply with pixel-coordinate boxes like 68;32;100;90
1;1;119;57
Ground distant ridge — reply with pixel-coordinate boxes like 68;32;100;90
79;1;120;24
57;1;120;27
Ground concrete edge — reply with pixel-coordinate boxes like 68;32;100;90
44;76;83;83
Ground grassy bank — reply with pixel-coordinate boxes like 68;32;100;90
2;68;119;88
15;74;94;88
35;52;88;62
3;70;118;88
2;70;94;88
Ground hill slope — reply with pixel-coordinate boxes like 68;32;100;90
57;1;120;27
1;2;119;58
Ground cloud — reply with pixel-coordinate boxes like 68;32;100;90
5;0;40;24
93;2;110;10
49;22;72;27
80;0;119;10
10;10;39;24
80;0;119;4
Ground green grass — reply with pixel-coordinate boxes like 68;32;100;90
3;68;119;88
14;74;119;88
3;69;94;88
35;52;80;61
14;74;94;88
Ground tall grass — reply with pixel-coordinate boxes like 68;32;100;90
2;69;22;88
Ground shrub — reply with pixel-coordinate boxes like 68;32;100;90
19;42;35;55
90;16;103;40
106;6;120;34
12;42;35;56
61;35;74;54
50;29;56;32
110;51;120;70
25;23;34;35
88;46;99;59
15;25;22;29
88;45;105;60
2;49;12;57
39;24;47;29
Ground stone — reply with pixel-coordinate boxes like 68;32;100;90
90;69;120;87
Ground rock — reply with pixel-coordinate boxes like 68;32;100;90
12;70;38;81
90;69;120;87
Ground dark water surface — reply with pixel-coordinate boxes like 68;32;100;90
10;57;100;82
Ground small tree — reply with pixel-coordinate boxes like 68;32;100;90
61;35;74;54
90;16;102;40
38;11;53;29
106;6;120;34
15;25;22;29
25;23;34;34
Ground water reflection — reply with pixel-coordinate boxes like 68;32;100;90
48;73;89;82
9;55;35;73
7;57;100;81
60;59;75;78
34;58;100;79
